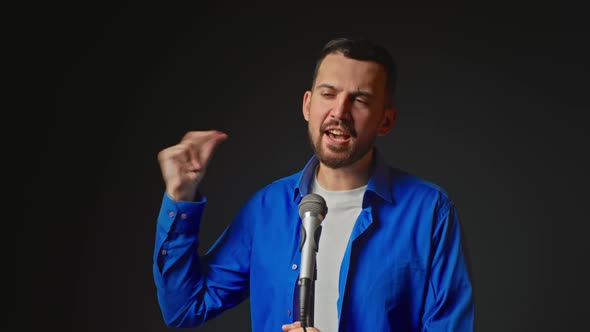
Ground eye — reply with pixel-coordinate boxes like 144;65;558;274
354;97;369;105
321;92;335;98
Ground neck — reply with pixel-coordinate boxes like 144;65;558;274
316;149;374;191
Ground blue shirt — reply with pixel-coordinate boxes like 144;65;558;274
153;150;474;331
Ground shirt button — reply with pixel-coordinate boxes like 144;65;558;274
291;264;298;270
180;213;188;220
168;211;175;218
161;249;168;256
287;309;291;316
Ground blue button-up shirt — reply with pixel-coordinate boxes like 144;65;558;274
153;151;474;331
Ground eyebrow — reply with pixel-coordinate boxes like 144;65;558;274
316;83;339;91
351;90;374;99
316;84;374;99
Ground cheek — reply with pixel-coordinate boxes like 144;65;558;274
308;108;326;126
353;114;379;134
310;99;331;115
309;120;321;136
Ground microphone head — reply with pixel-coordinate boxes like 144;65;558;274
298;193;328;219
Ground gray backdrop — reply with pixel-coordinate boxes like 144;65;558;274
30;4;589;332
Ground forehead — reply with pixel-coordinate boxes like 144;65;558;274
315;53;387;93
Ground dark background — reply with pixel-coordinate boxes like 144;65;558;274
27;4;589;332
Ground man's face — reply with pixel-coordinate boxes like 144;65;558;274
303;53;396;169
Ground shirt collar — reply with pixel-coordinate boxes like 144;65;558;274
293;155;319;202
293;148;393;204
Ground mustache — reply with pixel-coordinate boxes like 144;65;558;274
320;119;357;138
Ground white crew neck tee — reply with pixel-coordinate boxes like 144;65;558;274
310;176;366;332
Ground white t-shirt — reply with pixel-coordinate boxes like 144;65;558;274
311;176;366;332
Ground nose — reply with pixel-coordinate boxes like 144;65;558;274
329;94;352;120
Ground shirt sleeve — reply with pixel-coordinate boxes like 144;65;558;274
152;192;252;328
421;198;474;331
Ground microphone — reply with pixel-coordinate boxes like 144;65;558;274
298;193;328;328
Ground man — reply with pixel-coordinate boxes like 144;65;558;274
153;37;474;331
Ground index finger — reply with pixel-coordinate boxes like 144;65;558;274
181;130;228;143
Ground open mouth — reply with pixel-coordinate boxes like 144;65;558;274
325;129;351;143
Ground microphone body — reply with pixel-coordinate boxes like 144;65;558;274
298;194;327;328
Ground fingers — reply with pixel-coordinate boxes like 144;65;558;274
281;321;301;331
181;130;228;169
281;321;303;332
198;131;228;165
156;130;228;202
181;130;228;146
281;321;320;332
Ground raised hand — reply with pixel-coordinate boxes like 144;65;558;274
157;130;228;202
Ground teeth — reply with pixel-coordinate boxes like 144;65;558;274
328;129;344;135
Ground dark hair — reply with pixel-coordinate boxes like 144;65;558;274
311;37;397;105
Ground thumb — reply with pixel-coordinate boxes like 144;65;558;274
281;321;302;331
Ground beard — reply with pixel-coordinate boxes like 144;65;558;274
308;119;372;169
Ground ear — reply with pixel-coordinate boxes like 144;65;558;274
377;106;397;136
302;90;312;122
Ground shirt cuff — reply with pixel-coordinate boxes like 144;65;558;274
157;192;207;234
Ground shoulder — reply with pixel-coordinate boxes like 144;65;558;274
243;170;302;206
389;167;455;212
391;167;449;195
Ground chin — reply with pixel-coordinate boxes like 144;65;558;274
317;149;355;169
